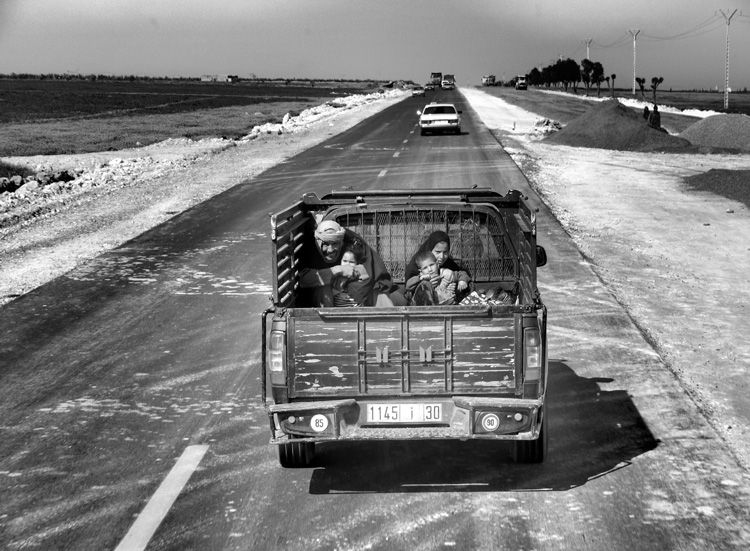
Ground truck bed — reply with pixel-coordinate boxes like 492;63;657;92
288;304;520;398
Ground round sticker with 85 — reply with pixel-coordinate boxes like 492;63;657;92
310;414;329;432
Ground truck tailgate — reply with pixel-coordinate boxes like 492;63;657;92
288;306;518;397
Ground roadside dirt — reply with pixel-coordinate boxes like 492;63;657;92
462;86;750;471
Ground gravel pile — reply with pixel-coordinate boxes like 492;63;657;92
544;99;694;152
683;169;750;208
679;114;750;152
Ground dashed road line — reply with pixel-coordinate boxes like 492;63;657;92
378;169;388;177
115;445;209;551
393;151;400;158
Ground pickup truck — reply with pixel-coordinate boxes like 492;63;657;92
261;189;548;467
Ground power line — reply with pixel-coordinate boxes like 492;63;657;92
644;20;727;43
564;46;584;61
641;14;723;40
591;33;630;49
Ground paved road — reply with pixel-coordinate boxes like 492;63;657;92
1;88;748;550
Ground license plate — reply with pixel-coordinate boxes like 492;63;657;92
366;403;442;424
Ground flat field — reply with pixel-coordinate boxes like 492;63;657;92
0;79;379;156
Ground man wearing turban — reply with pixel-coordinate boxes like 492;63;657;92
298;219;406;307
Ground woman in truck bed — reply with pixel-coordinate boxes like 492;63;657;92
404;231;471;304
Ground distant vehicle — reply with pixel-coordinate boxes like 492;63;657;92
515;75;528;90
424;83;435;91
482;75;496;86
430;72;442;86
442;74;456;89
411;85;426;97
416;102;461;135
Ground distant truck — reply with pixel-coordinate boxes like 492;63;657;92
441;74;456;89
515;75;528;90
430;72;442;86
482;75;496;86
262;188;550;468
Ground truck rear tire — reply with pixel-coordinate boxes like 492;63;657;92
278;441;315;468
514;410;548;463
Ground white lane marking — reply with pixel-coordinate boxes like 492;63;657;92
378;169;388;177
410;130;415;134
403;139;409;144
393;151;400;158
115;445;209;551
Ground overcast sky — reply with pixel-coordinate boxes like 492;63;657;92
1;0;749;90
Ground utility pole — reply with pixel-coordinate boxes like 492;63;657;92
720;9;737;110
584;38;592;60
628;29;640;95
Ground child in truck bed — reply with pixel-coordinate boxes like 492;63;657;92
410;250;459;305
405;231;471;304
331;239;369;307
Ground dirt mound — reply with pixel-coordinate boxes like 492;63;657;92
545;99;693;152
683;169;750;208
679;114;750;152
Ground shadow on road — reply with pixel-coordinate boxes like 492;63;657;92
308;360;659;494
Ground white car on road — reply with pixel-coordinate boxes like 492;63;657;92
417;103;462;135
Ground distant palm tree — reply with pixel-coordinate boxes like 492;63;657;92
651;76;664;104
610;74;616;98
636;77;646;100
581;59;594;96
592;62;604;97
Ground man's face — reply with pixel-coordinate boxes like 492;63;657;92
317;238;343;263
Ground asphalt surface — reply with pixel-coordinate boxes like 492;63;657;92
1;88;749;550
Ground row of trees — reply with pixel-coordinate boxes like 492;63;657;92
526;58;615;97
525;58;664;102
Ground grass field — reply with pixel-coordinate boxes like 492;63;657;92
0;79;380;156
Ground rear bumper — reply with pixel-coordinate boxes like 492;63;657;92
266;396;544;444
419;120;460;131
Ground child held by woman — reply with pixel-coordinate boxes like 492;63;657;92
405;231;471;306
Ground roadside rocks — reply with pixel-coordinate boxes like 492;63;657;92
241;89;400;140
0;169;80;194
533;118;562;135
0;157;191;229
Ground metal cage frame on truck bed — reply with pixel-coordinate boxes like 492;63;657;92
269;189;540;308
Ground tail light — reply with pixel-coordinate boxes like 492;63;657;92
524;327;541;383
268;330;287;385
